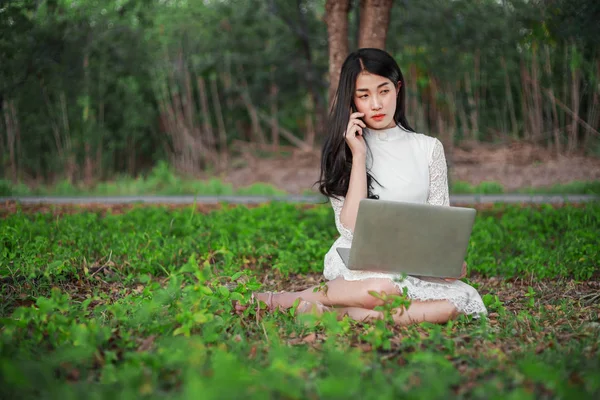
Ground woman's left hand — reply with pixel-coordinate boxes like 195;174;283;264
444;261;467;283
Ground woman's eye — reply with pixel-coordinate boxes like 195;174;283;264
381;90;389;94
360;95;368;99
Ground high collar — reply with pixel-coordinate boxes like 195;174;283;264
365;124;407;141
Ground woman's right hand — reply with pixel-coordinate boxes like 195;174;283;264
344;112;367;157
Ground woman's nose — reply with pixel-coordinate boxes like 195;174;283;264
371;98;382;110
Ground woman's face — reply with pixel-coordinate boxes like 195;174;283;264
353;72;400;130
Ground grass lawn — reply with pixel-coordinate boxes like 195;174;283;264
1;201;599;399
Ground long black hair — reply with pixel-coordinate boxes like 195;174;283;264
317;48;414;199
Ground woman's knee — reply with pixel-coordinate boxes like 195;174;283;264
359;279;399;309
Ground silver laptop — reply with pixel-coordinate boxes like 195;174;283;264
336;199;476;278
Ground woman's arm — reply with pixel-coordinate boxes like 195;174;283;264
426;139;450;206
339;154;368;232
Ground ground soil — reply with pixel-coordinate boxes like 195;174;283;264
215;141;600;194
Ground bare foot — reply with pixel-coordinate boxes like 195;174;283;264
234;292;275;314
295;300;332;316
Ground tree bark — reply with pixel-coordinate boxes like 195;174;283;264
325;0;350;108
358;0;393;49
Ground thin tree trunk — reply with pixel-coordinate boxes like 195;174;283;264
464;71;478;140
444;82;457;153
544;45;561;154
59;91;75;182
474;50;480;134
97;54;105;180
585;88;599;149
237;64;267;145
182;56;196;141
210;76;228;169
562;45;568;138
293;0;326;139
584;58;600;148
269;65;280;151
197;76;216;152
325;0;350;108
83;52;94;186
305;94;316;148
500;57;518;138
127;135;135;176
3;99;17;183
520;58;534;140
358;0;393;49
569;44;581;153
456;80;470;141
531;42;544;141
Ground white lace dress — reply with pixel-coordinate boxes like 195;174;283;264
323;125;488;317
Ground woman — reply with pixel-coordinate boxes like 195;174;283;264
237;48;488;324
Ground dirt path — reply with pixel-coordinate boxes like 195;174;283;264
216;142;600;194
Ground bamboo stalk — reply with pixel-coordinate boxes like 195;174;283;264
519;58;535;140
464;70;478;139
568;42;581;153
210;75;228;169
443;82;457;154
531;42;544;141
304;94;316;148
237;64;267;144
182;51;195;138
197;76;216;152
474;49;481;129
97;53;105;180
500;57;518;138
270;65;279;150
584;58;600;147
59;90;75;182
544;45;561;154
3;99;17;182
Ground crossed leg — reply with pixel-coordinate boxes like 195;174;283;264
244;277;459;326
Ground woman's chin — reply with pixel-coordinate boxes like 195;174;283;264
367;119;395;130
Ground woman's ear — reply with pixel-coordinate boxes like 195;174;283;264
396;81;402;96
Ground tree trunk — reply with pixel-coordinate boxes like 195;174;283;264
500;57;518;138
358;0;393;49
210;76;228;169
464;71;479;140
197;76;216;152
543;45;561;154
270;65;279;151
520;58;534;140
293;0;326;140
568;44;580;154
3;99;18;183
531;43;543;141
325;0;350;108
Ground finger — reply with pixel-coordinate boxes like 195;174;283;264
345;124;360;138
353;119;367;128
350;112;365;119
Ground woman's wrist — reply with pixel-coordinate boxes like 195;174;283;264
352;152;366;164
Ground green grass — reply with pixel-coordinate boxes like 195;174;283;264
0;161;287;197
1;202;599;399
1;162;599;197
450;180;600;195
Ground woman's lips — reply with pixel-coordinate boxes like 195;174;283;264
372;114;385;121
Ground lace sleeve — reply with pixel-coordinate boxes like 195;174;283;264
329;196;354;241
427;139;450;206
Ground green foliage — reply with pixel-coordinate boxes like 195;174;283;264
2;176;599;197
2;0;600;185
0;202;599;398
